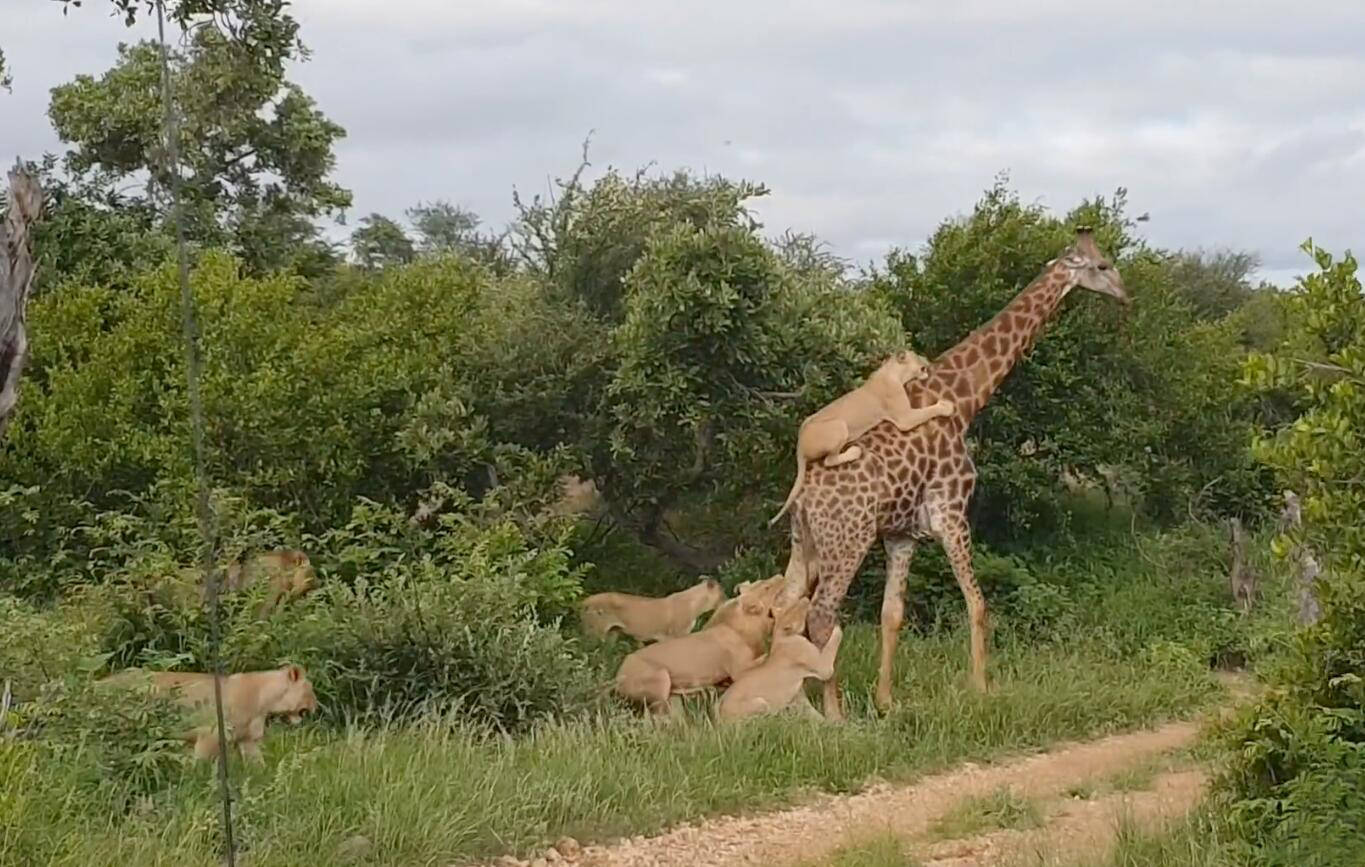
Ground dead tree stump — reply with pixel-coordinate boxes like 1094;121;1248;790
1280;490;1322;626
1228;516;1256;614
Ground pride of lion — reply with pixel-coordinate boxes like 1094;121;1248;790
97;231;1126;756
103;347;949;758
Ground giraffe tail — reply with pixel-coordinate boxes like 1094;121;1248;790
768;453;806;527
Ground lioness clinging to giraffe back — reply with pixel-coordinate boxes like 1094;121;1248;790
769;349;955;526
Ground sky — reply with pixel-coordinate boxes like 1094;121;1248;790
3;0;1363;287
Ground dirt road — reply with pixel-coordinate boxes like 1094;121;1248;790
496;675;1253;867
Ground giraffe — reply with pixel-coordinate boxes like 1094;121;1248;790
776;227;1129;721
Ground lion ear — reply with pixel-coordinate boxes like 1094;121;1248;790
285;664;302;682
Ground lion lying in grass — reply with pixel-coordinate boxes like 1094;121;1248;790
717;596;842;722
613;575;783;716
101;663;318;762
580;577;727;643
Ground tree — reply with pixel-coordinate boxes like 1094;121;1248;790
406;200;479;255
1168;249;1264;320
6;1;304;92
1;163;43;437
510;151;771;320
1219;243;1365;862
350;214;415;270
47;26;349;275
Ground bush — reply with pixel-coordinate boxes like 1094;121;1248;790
282;569;598;731
96;499;598;733
12;674;193;815
1211;244;1365;864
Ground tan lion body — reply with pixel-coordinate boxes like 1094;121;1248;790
614;576;783;715
222;549;318;612
156;549;318;615
770;350;955;526
101;664;318;762
580;578;726;643
717;597;843;722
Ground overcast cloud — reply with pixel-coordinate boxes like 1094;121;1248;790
4;0;1363;286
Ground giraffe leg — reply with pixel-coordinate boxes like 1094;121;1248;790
936;516;989;693
876;536;917;714
779;507;814;606
806;529;875;723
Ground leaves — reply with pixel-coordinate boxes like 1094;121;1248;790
46;26;349;277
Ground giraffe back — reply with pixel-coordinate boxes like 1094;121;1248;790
796;361;976;540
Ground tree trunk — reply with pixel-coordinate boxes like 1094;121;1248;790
1228;516;1256;614
0;161;43;439
1279;490;1322;625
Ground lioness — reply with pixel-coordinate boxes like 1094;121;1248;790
580;577;727;643
152;549;318;616
101;663;318;762
717;597;843;722
614;575;784;716
769;349;955;526
221;549;318;613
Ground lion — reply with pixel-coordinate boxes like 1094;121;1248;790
100;663;318;763
580;577;727;643
716;596;843;722
769;349;956;526
150;549;318;616
613;575;784;716
221;549;318;612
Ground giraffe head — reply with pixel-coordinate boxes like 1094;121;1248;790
1056;227;1129;305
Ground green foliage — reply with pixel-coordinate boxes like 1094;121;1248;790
90;496;595;732
350;212;415;269
46;24;348;275
589;193;905;554
406;199;511;271
1213;243;1365;865
4;668;193;816
512;160;772;320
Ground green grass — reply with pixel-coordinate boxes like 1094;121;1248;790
1043;810;1246;867
812;832;921;867
4;622;1227;867
929;786;1044;840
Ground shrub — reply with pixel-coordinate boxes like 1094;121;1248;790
96;499;597;733
1212;244;1365;864
280;569;598;731
13;673;193;815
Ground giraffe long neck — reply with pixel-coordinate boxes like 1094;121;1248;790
923;264;1072;424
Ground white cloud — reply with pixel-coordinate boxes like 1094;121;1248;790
2;0;1361;287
